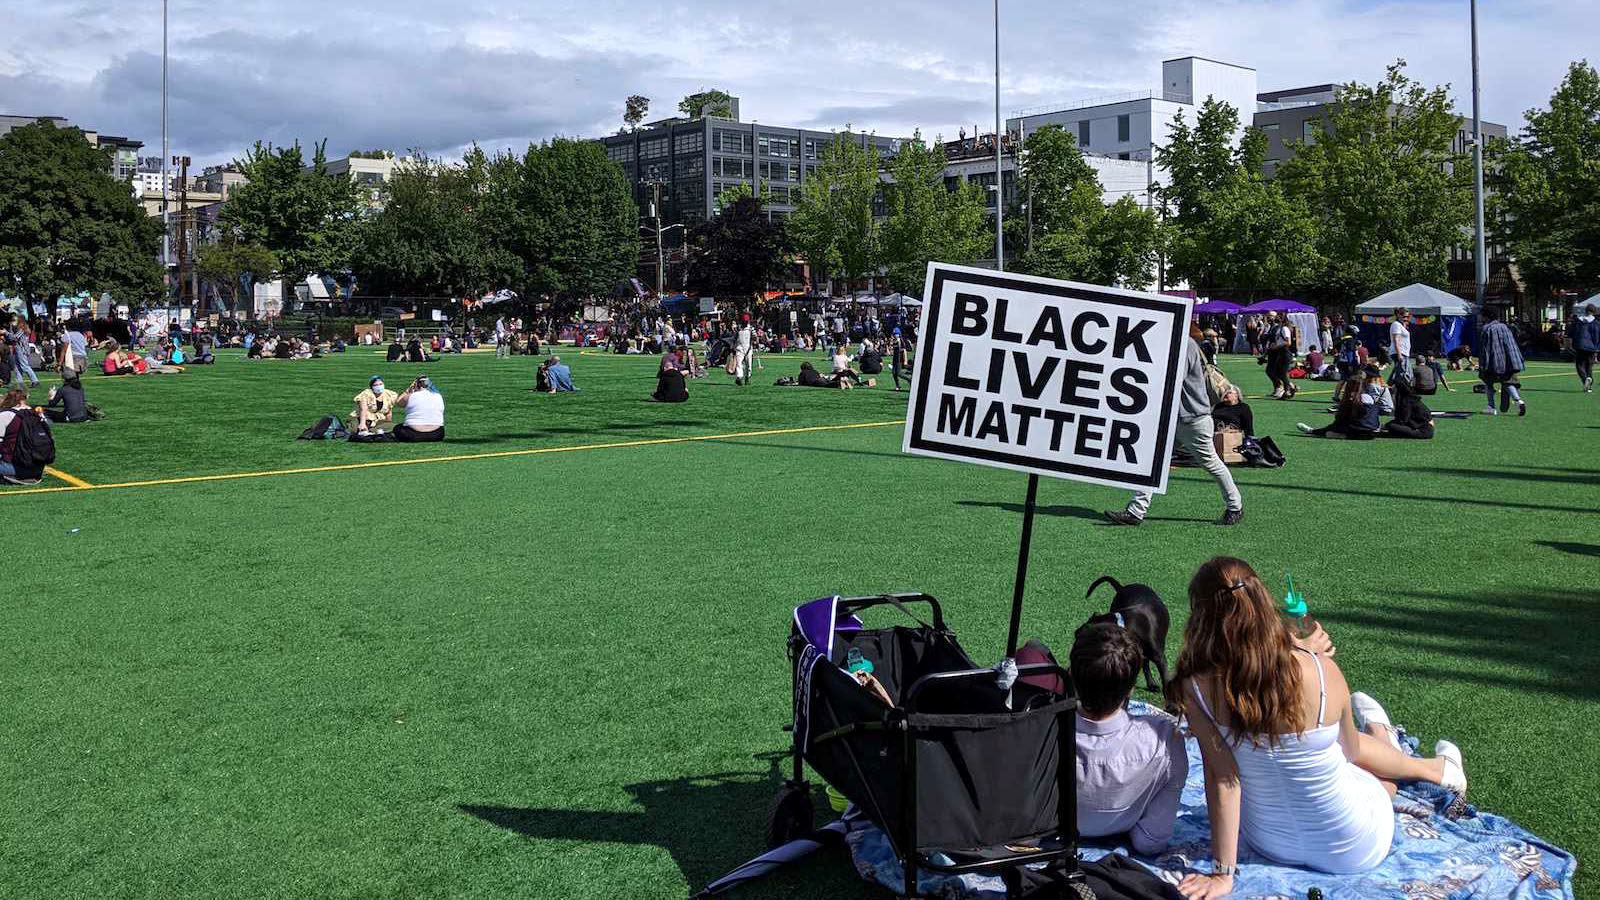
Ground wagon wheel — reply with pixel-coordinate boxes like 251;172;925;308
764;780;815;848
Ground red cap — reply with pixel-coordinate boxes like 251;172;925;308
741;313;751;322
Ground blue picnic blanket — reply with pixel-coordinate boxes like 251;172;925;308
845;702;1575;899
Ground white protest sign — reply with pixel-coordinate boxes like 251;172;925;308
902;263;1194;493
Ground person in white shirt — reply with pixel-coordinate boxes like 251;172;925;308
1389;308;1414;385
729;316;754;386
393;376;445;442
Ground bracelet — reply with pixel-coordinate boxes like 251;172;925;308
1211;863;1237;877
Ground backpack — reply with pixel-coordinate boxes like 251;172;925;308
298;414;350;441
1413;363;1438;395
12;408;56;468
1203;363;1233;406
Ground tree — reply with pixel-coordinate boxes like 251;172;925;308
1011;124;1160;288
678;90;735;120
881;132;990;295
1277;61;1473;302
1491;60;1600;298
1155;102;1321;297
221;140;363;303
513;138;638;300
196;236;276;315
0;119;163;307
351;148;516;298
686;194;788;301
789;131;882;290
623;95;651;131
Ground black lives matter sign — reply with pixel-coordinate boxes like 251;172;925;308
903;264;1192;493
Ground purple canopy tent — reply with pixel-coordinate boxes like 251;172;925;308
1192;300;1242;315
1235;298;1318;353
1238;298;1315;314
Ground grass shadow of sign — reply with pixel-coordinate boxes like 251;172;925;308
458;754;864;897
1534;540;1600;558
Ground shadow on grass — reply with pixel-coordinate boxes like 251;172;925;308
1246;481;1599;516
705;439;905;461
955;500;1104;521
459;753;861;897
1534;541;1600;558
1386;467;1600;486
1336;586;1600;703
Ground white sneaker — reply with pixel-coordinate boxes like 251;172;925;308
1435;739;1467;794
1350;692;1401;751
1296;423;1314;434
1482;406;1497;416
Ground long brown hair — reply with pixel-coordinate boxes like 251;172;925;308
1166;557;1305;746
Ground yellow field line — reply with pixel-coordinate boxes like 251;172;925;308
0;420;907;499
44;467;93;488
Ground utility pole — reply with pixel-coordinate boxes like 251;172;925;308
654;181;665;296
1470;0;1488;308
993;0;1004;272
160;0;170;299
174;155;191;313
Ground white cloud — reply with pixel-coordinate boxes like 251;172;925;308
0;0;1590;167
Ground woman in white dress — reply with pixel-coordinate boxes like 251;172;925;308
1170;557;1468;899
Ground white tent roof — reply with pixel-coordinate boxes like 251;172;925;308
1356;283;1474;315
1584;293;1600;309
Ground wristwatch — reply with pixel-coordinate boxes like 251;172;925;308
1211;863;1238;877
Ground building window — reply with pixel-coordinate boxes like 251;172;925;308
674;132;704;154
1117;115;1130;143
944;175;961;193
607;144;634;162
1117;153;1130;160
1077;120;1091;146
640;138;669;160
768;185;790;204
1302;120;1319;145
759;135;797;158
804;139;819;160
714;130;752;154
1261;123;1280;135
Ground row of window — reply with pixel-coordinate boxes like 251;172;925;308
713;156;752;178
1075;114;1133;147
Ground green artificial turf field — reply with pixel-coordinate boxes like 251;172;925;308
2;345;1595;899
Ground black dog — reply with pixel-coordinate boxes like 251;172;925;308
1079;576;1171;692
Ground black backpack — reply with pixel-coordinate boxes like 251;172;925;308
298;414;351;441
12;408;56;468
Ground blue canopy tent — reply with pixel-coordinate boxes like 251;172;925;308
1354;284;1476;355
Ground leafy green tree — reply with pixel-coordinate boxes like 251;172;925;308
1156;102;1320;297
881;132;990;295
678;89;735;119
222;140;363;302
513;138;638;300
196;236;276;314
686;194;788;301
0;119;162;307
1277;61;1473;301
351;148;516;298
623;95;651;131
1012;124;1159;288
790;131;882;290
1491;60;1600;298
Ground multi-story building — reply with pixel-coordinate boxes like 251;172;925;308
0;114;144;181
595;102;905;229
1007;57;1260;161
320;153;398;207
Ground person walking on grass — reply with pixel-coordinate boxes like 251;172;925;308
1106;324;1244;527
730;314;754;386
6;323;40;389
1571;302;1599;393
1477;307;1526;417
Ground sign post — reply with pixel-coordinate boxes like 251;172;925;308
902;263;1194;655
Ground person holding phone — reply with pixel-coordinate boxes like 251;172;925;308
393;376;445;442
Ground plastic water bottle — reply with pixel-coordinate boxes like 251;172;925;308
1281;572;1316;639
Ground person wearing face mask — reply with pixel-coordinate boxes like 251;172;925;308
352;376;398;436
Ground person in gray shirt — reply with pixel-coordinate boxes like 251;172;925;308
1107;325;1244;526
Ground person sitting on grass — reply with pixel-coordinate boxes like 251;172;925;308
1382;381;1435;440
101;342;143;376
543;355;577;393
1071;622;1187;854
1415;351;1452;394
352;376;397;436
386;339;405;363
1169;557;1465;899
797;360;850;389
651;351;689;403
1296;372;1382;440
43;374;97;423
0;388;46;484
392;376;445;441
1362;364;1394;416
858;340;884;376
1211;386;1254;438
405;338;434;363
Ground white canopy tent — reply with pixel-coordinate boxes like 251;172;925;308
1355;283;1475;316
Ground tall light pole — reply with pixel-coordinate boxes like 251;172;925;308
1470;0;1487;308
993;0;1004;272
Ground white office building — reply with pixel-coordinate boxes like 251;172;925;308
1007;57;1258;162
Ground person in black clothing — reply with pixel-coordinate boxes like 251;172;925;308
1382;381;1435;439
797;360;848;389
43;375;94;423
405;339;434;363
650;352;689;402
890;330;913;391
857;340;884;376
386;339;405;362
1296;373;1381;439
1211;386;1254;437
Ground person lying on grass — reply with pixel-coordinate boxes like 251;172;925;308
797;360;852;390
1170;557;1466;900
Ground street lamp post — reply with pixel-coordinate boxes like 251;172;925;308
1470;0;1487;308
993;0;1004;273
160;0;170;294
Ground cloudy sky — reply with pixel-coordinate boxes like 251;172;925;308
0;0;1590;167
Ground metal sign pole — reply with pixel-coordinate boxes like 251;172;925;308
1004;472;1040;656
